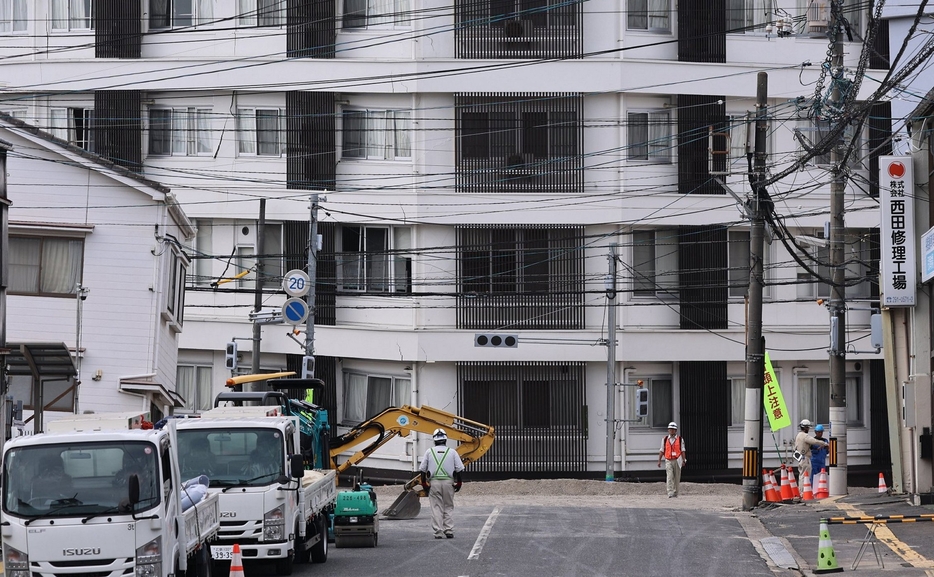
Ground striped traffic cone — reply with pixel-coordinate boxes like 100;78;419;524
814;521;844;573
815;468;830;499
229;544;245;577
779;465;794;503
769;469;780;500
801;471;814;500
762;469;780;502
878;472;888;493
788;468;801;499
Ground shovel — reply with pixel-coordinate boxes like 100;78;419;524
381;477;427;520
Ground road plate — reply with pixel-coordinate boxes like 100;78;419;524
211;546;234;560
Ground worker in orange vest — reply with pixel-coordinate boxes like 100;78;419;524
657;422;687;498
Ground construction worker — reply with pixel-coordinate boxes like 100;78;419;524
794;419;828;479
657;422;686;498
419;428;464;539
810;424;829;475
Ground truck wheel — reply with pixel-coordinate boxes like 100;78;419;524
274;554;293;576
310;517;328;563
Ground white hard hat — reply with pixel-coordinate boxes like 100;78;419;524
799;419;812;428
432;428;447;440
667;422;678;430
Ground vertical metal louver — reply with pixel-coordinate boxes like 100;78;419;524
95;0;141;59
287;0;336;58
676;95;727;195
678;0;726;63
458;362;587;474
868;101;892;198
678;225;727;330
454;0;582;59
284;220;336;326
93;90;142;171
286;91;336;191
678;361;729;473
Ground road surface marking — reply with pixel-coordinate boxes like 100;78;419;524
836;502;934;574
468;506;501;561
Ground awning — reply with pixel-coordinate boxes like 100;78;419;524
120;378;186;408
4;342;77;379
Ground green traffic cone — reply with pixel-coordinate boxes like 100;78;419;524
815;521;844;573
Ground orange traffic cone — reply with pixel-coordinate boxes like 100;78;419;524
229;544;244;577
801;471;814;500
779;465;794;503
763;469;779;502
769;470;780;500
815;468;830;499
878;472;888;493
788;468;801;499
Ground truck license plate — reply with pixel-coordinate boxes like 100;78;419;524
211;546;234;560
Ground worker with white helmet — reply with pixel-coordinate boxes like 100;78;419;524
657;422;686;498
418;428;465;539
793;419;828;479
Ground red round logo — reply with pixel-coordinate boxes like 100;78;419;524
888;161;906;179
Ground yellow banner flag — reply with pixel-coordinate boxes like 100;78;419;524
763;352;791;431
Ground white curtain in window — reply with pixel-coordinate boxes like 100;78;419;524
177;366;196;410
394;0;410;25
197;0;213;24
172;110;187;155
238;0;256;25
647;112;669;160
50;108;68;140
238;110;256;154
71;0;88;29
393;111;411;158
731;378;745;425
647;0;668;30
366;111;386;159
366;376;392;417
845;376;860;424
195;366;212;411
40;238;82;294
655;230;679;291
0;1;10;33
52;0;68;29
12;0;25;31
194;220;212;284
343;374;367;423
393;377;411;408
368;0;391;26
9;238;40;292
195;109;211;153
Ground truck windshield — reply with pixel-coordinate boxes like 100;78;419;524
178;428;284;487
3;442;161;519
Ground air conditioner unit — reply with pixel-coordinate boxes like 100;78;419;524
806;0;830;35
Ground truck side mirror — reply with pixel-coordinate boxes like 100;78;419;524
289;454;304;479
128;473;140;506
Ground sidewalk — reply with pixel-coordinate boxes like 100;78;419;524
755;489;934;575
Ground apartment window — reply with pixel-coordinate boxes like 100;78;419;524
238;0;284;27
165;248;188;326
342;110;411;160
236;223;283;290
51;0;93;30
627;0;669;31
9;236;84;296
798;375;861;426
632;229;679;297
191;220;213;286
338;225;411;293
730;377;745;426
50;107;94;151
728;230;771;299
630;377;673;427
726;0;770;33
176;365;212;411
149;108;213;156
796;230;871;300
0;0;26;33
343;0;410;29
461;109;577;161
727;114;749;170
628;111;671;162
150;0;213;28
238;108;283;156
342;373;411;424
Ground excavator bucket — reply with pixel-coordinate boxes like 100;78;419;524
381;489;421;520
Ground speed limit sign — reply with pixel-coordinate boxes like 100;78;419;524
282;269;310;297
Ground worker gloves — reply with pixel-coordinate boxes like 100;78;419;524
454;481;462;492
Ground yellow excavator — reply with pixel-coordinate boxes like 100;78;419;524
328;404;496;520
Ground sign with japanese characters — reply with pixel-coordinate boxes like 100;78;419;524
763;352;791;432
921;227;934;284
880;156;916;306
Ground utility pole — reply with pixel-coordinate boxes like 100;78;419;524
0;141;10;448
250;199;266;391
304;194;320;372
827;5;847;497
605;243;617;482
742;72;768;511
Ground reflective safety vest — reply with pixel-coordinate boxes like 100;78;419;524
663;436;683;460
430;447;452;479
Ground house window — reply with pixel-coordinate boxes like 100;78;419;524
630;377;673;427
730;377;745;426
165;248;188;326
342;0;410;29
338;225;411;293
626;0;669;31
176;365;212;411
796;230;871;300
627;111;671;162
0;0;26;33
726;0;770;33
149;108;213;156
50;107;94;151
150;0;213;28
797;375;861;426
342;109;411;160
238;0;284;27
238;108;283;156
342;372;411;424
631;229;679;297
51;0;93;30
9;236;84;296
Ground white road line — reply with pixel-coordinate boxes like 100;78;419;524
468;506;501;561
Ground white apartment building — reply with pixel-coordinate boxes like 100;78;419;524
0;0;904;483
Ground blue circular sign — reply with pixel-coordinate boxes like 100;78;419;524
282;298;309;325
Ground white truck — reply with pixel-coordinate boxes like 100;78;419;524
0;412;220;577
176;406;336;575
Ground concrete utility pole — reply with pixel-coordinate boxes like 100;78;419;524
827;4;847;497
304;194;320;369
0;141;10;448
605;243;617;482
742;72;768;511
250;199;266;391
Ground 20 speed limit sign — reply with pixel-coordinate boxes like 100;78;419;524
282;269;310;297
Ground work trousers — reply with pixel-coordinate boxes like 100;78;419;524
428;478;456;536
665;459;681;497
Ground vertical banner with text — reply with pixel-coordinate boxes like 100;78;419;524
763;352;791;431
880;156;916;307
